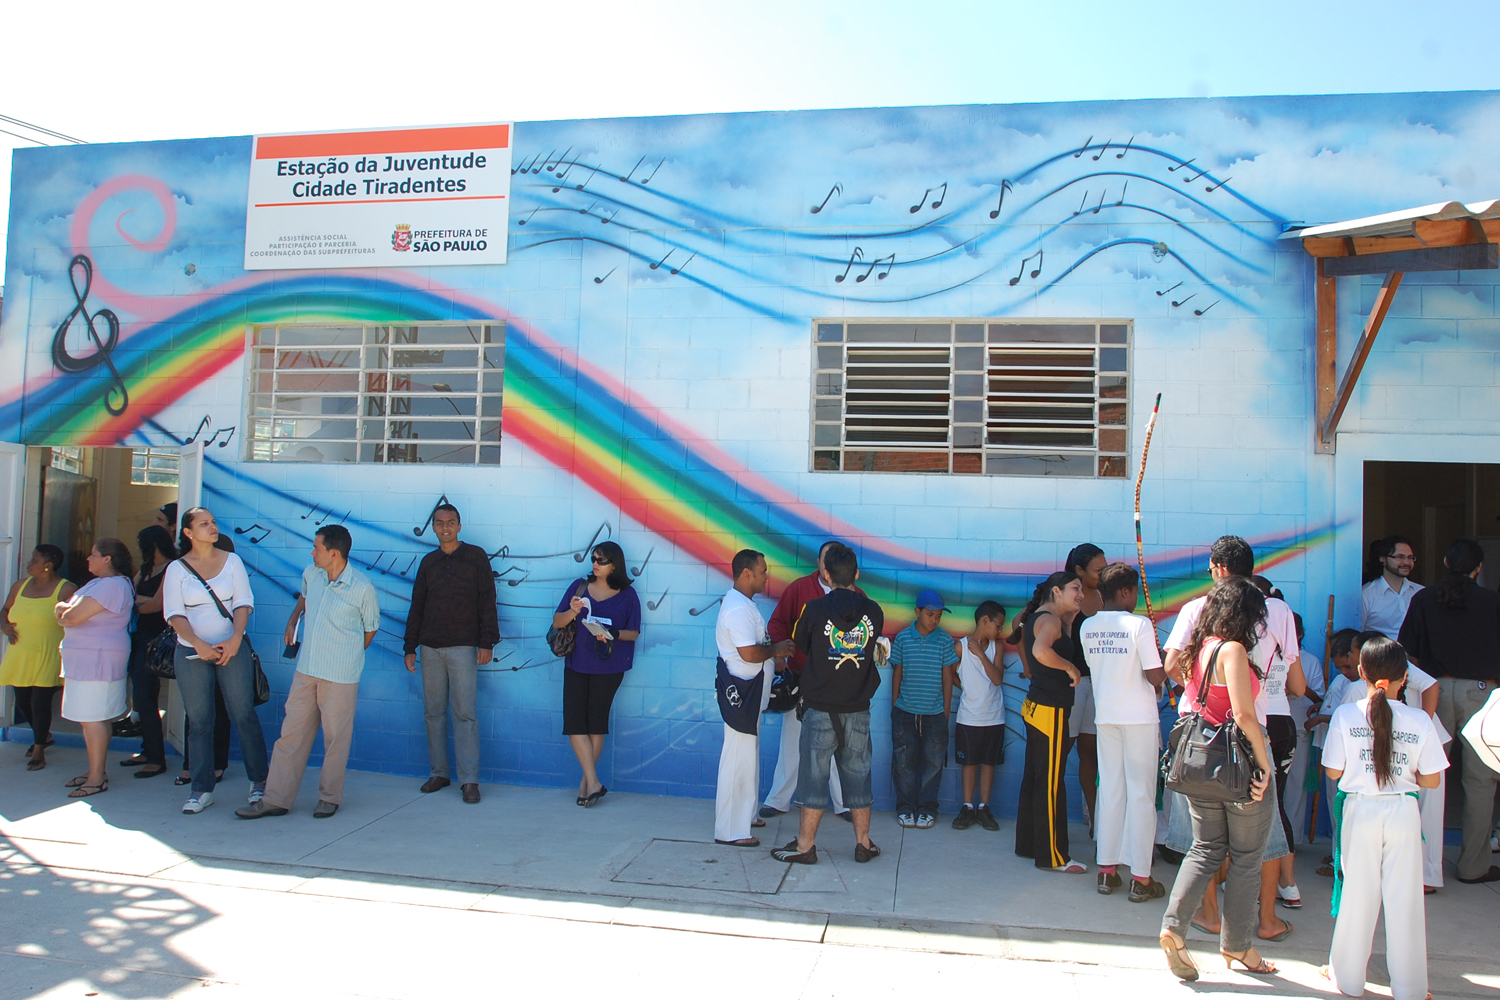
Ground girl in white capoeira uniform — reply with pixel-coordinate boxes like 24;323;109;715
1322;636;1448;1000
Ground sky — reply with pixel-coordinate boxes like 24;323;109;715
4;0;1500;277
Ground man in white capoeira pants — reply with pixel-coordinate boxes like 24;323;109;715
761;541;848;820
713;549;794;847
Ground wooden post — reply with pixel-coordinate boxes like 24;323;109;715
1319;270;1403;447
1315;258;1338;454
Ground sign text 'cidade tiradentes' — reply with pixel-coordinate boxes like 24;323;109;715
244;122;512;270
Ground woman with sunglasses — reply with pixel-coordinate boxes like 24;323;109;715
551;540;641;807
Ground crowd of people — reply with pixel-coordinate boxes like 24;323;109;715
4;511;1498;998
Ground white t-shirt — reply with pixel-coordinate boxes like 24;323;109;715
1166;593;1300;723
1080;611;1163;725
1315;672;1355;748
716;588;772;712
956;638;1005;727
162;554;255;647
1291;650;1326;732
1324;697;1448;796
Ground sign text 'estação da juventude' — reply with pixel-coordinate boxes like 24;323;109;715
244;122;512;270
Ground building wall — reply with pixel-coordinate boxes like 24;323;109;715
4;91;1500;811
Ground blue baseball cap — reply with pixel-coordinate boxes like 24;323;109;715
915;589;951;612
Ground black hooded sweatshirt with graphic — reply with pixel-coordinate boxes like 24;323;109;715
792;588;885;712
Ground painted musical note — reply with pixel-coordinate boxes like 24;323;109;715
233;524;271;544
1171;293;1196;308
314;507;335;526
601;208;620;225
573;522;612;562
1116;181;1129;206
1074;191;1089;216
574;164;601;190
487;543;511;561
631;546;655;576
1168;157;1196;173
1074;136;1093;158
1204;176;1232;193
834;248;864;283
647;587;670;611
669;252;696;276
530;150;554;174
300;502;321;520
184;416;211;444
412;494;452;537
500;566;532;587
365;551;386;572
1092;190;1106;214
874;254;895;280
511;153;535;176
810;183;842;214
1115;135;1135;159
594;267;616;285
856;253;895;282
1184;167;1209;184
650;249;675;271
204;426;236;448
621;156;645;183
1009;251;1044;285
909;182;946;214
378;554;398;575
578;201;599;217
640;160;664;184
399;555;419;576
1193;300;1220;316
544;147;572;173
551;163;575;191
517;207;539;226
1156;281;1182;297
53;258;130;416
1092;139;1111;161
688;596;722;617
988;180;1013;220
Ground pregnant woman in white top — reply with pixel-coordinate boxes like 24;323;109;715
162;507;268;814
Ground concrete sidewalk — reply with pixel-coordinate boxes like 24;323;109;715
3;742;1498;997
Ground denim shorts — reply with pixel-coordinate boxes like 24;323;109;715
795;708;874;810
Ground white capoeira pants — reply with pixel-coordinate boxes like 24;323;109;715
1282;726;1315;841
1419;764;1446;888
1095;723;1160;875
715;724;760;842
1329;793;1427;1000
764;710;843;813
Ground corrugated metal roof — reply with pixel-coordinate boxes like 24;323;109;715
1281;199;1500;240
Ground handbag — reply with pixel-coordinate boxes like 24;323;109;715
1162;641;1258;803
716;657;765;735
178;558;271;708
546;580;588;658
145;628;179;679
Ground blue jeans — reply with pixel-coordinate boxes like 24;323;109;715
795;708;874;810
420;645;479;785
891;707;947;815
174;643;269;793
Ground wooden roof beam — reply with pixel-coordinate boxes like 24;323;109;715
1319;270;1403;450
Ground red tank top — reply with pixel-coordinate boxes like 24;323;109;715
1183;640;1259;726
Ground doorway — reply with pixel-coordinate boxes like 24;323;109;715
1362;461;1500;588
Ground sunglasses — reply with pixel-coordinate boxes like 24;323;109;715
591;555;612;565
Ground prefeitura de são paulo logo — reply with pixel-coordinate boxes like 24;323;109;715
391;224;412;251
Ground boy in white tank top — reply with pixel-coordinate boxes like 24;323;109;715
950;600;1008;832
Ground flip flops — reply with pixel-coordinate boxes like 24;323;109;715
66;780;108;798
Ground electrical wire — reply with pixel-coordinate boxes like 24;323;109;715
0;113;86;144
0;127;48;146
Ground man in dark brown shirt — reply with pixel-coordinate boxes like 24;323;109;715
403;504;499;804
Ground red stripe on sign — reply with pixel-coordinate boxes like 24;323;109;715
256;125;510;159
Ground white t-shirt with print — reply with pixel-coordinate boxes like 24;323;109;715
1323;697;1448;796
956;639;1005;727
1080;611;1163;726
1338;662;1450;744
1165;594;1300;723
716;588;772;711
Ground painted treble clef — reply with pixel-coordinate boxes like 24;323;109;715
52;255;128;416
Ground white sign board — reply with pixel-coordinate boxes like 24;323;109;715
244;122;512;270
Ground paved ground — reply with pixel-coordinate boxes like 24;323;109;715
3;741;1498;999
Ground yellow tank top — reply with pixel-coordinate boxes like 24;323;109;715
0;579;66;688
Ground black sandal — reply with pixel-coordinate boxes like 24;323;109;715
67;780;109;798
65;774;91;788
135;764;168;779
175;774;191;785
583;786;608;808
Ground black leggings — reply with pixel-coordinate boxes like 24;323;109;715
12;685;58;746
1266;714;1298;848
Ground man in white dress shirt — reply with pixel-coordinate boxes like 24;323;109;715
1361;536;1421;639
714;549;794;846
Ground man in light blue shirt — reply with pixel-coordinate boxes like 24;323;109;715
237;525;380;820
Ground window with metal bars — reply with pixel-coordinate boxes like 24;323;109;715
810;320;1130;477
247;324;504;464
130;447;180;486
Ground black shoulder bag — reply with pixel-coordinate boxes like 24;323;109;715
177;559;271;707
546;580;588;658
1162;641;1258;803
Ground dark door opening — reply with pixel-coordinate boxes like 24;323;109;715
1363;462;1500;589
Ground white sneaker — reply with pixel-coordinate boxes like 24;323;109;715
1490;828;1499;853
897;811;916;828
182;792;214;814
248;787;265;805
1277;883;1302;908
